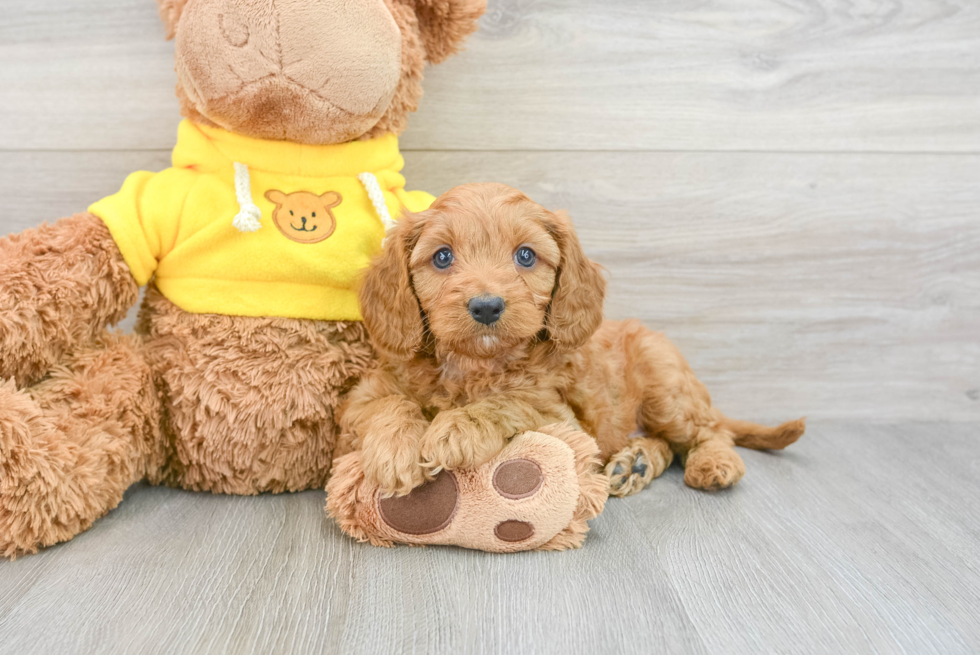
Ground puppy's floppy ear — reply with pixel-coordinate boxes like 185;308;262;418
543;210;607;352
156;0;190;40
409;0;487;64
359;214;426;360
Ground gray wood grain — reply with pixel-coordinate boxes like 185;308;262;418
2;0;979;152
3;149;977;422
1;422;978;654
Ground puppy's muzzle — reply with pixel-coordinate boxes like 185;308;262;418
468;295;505;326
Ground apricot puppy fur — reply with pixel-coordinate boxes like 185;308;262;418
342;183;804;497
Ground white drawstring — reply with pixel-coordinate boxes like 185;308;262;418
232;162;263;232
357;172;396;245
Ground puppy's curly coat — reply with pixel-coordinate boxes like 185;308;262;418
342;183;804;497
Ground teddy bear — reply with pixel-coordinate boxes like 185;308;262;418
0;0;547;558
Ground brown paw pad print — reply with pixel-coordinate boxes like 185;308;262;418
377;470;459;535
494;519;535;542
366;430;583;552
491;458;544;542
377;458;547;544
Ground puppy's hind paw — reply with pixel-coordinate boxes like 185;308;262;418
683;445;745;490
606;436;673;497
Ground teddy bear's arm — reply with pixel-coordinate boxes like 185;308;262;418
0;213;139;387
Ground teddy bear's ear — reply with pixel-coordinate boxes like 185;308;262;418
156;0;190;40
410;0;487;64
265;190;287;205
320;191;343;208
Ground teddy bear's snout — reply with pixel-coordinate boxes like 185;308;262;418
174;0;403;143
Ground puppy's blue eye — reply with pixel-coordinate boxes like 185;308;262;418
515;247;536;268
433;247;454;270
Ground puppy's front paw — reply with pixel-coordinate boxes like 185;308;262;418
362;430;429;497
419;409;506;472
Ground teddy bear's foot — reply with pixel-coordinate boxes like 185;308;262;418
606;433;674;497
326;423;608;552
0;335;160;559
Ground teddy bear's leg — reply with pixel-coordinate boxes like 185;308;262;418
605;433;674;498
327;422;608;552
0;333;161;558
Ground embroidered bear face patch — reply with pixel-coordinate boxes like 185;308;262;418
265;189;342;244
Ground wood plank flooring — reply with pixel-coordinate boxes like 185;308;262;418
1;423;978;654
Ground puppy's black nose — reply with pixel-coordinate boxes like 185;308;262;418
468;295;505;326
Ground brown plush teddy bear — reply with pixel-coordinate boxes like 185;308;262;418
0;0;506;558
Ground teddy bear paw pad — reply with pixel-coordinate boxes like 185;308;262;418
494;519;535;542
493;458;543;499
377;470;458;535
367;431;583;552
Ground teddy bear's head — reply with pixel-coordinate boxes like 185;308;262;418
156;0;485;144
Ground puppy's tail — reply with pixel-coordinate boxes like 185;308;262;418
719;416;806;450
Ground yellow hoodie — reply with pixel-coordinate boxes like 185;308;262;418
89;120;434;321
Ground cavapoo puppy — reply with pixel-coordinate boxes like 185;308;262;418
341;183;804;498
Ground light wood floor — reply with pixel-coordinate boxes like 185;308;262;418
1;0;978;653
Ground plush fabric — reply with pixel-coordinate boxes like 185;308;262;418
0;333;162;559
139;287;375;494
408;0;487;64
327;424;607;552
164;0;487;145
89;121;433;320
174;0;403;143
0;214;138;388
0;231;375;557
0;0;488;558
